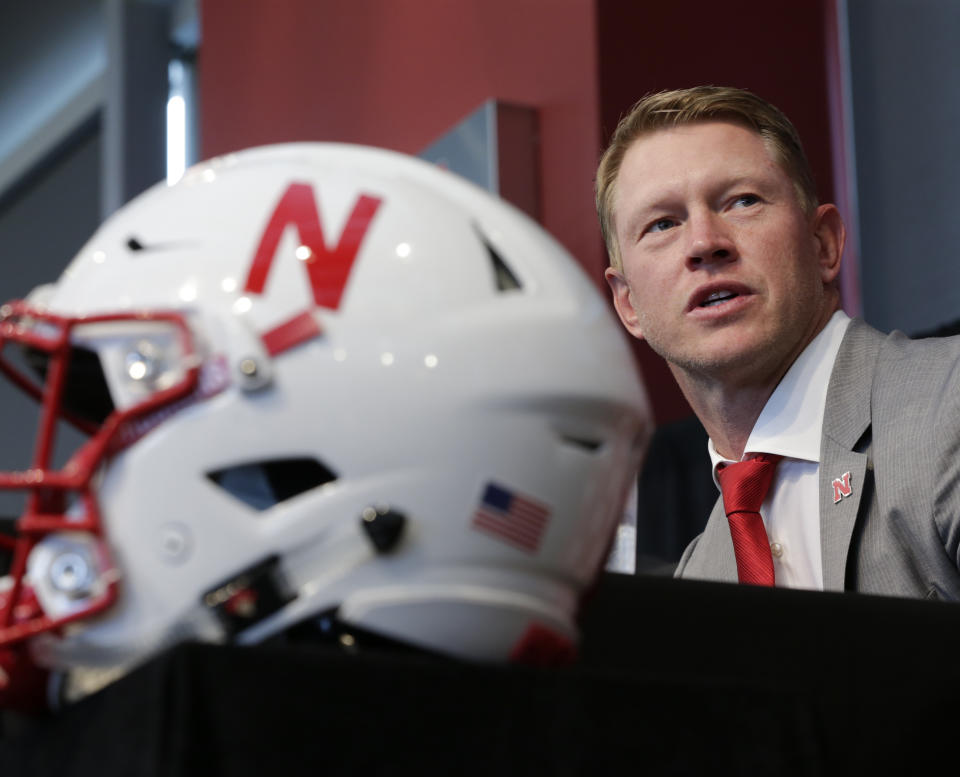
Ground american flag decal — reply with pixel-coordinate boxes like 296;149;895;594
471;482;551;553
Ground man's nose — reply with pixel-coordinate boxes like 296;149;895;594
685;212;736;268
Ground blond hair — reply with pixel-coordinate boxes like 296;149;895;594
596;86;818;271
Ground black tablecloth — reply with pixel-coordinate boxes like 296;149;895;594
2;573;958;776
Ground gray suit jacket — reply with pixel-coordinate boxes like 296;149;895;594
675;318;960;600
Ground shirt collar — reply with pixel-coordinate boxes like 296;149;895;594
708;310;851;480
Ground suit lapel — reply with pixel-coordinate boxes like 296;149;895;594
706;497;739;581
818;319;883;590
676;496;740;583
819;441;869;590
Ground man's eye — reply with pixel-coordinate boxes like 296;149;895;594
648;218;677;234
733;194;760;208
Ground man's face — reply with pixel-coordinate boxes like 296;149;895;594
606;120;842;387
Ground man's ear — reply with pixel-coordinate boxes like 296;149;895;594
811;203;845;284
604;267;645;340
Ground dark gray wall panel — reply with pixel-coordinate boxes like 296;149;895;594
848;0;960;335
0;125;101;514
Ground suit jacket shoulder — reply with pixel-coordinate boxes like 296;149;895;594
824;319;960;598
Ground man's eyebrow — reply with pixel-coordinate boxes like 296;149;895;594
717;173;772;191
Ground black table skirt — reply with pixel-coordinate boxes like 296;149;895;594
2;573;958;776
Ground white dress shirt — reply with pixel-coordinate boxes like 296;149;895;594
707;310;851;589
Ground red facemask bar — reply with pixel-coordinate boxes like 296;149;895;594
0;301;203;707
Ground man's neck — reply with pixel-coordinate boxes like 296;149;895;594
674;373;773;460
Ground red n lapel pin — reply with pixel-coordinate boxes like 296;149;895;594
832;471;853;504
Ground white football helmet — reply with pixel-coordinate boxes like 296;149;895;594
0;143;651;709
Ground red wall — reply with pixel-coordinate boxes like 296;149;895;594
200;0;605;282
200;0;838;425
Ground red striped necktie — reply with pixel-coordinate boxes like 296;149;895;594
716;454;783;586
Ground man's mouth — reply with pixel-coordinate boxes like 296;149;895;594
699;290;738;308
687;283;753;313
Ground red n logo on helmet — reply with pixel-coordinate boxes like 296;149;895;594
244;182;382;310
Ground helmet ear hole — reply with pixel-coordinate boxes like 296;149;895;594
557;434;603;453
207;458;338;511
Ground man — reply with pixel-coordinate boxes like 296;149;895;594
597;86;960;598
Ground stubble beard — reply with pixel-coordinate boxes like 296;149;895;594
639;310;795;389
